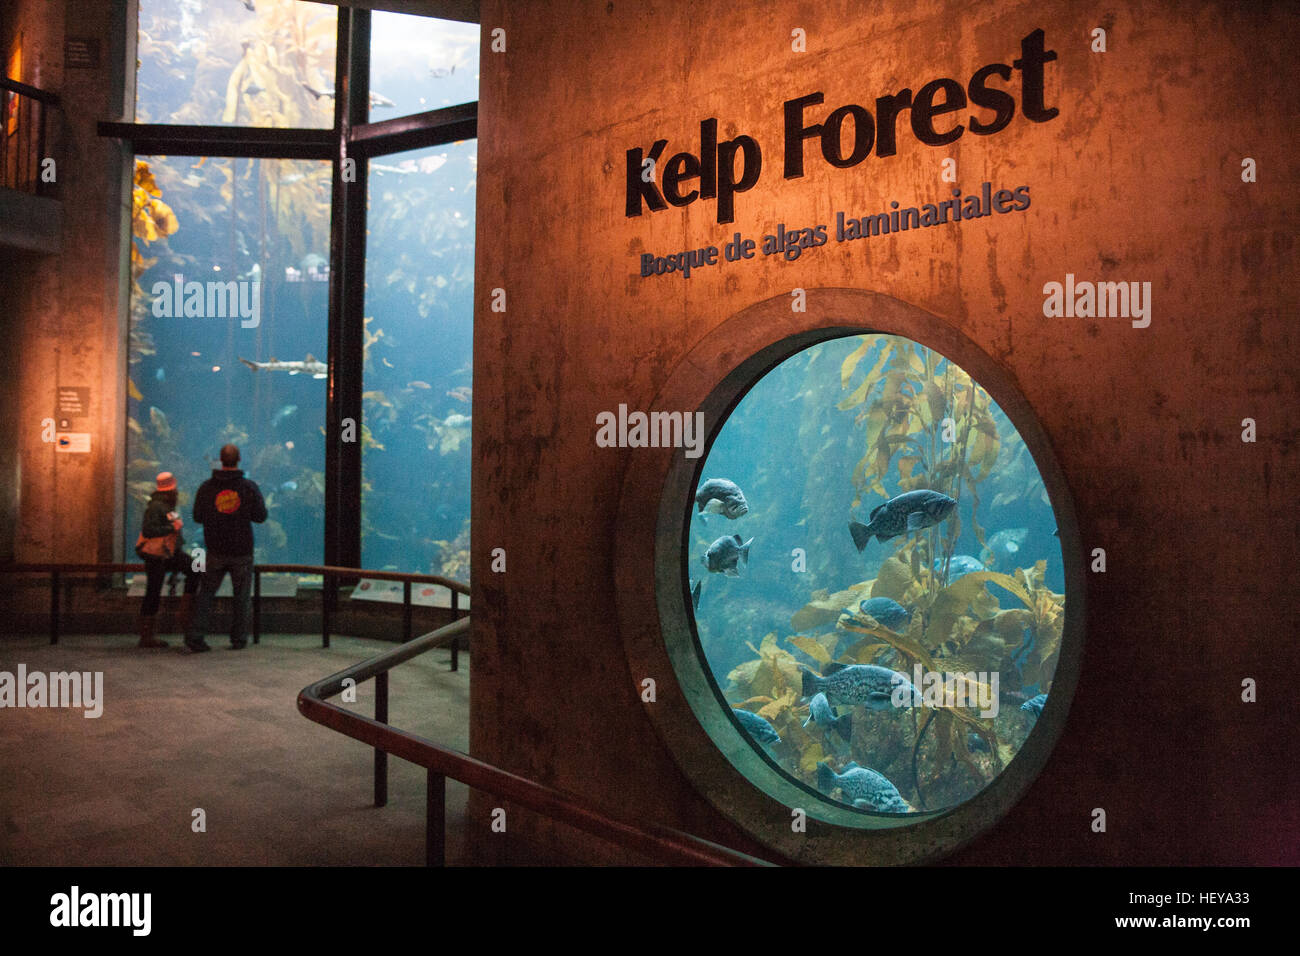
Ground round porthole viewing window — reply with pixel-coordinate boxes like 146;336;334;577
683;332;1066;823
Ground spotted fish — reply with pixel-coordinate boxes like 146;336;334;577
849;490;957;551
733;708;780;744
801;662;919;711
817;761;912;813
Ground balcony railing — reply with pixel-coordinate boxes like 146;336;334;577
0;76;59;196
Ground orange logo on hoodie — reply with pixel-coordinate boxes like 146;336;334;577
215;489;241;514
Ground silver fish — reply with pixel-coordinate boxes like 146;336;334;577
694;478;749;520
733;708;780;744
239;353;327;379
802;692;852;740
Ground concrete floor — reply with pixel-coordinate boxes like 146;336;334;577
0;632;470;865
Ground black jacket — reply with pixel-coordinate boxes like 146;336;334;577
141;492;184;551
192;468;267;556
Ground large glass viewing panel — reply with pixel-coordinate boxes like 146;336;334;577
360;140;476;579
684;334;1065;819
125;156;330;566
136;0;337;128
369;12;479;117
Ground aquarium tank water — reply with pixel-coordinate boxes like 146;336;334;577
126;0;476;580
684;333;1066;818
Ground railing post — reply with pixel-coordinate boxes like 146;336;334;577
426;769;445;867
402;580;412;643
374;671;388;808
450;587;460;671
50;568;60;645
321;572;331;649
253;567;261;645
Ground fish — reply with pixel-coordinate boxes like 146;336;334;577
690;579;702;612
983;527;1029;567
127;417;143;435
369;91;396;109
128;378;144;401
817;762;912;813
702;534;752;576
240;0;255;11
362;390;393;407
239;354;328;379
1021;693;1047;717
857;597;911;631
694;478;749;520
243;81;265;96
271;404;298;427
407;380;432;389
446;386;472;403
935;554;986;579
418;155;448;175
154;367;165;382
280;480;297;492
849;489;957;550
801;662;918;711
967;732;990;752
300;82;335;100
428;65;456;78
371;163;414;176
732;708;780;744
148;406;170;440
803;692;852;740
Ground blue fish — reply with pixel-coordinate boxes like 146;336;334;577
733;708;780;744
936;554;985;579
703;534;752;576
271;404;298;427
849;490;956;551
802;692;852;740
858;597;911;631
1021;693;1047;717
817;761;911;813
154;367;165;382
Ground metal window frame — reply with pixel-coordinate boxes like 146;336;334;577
99;5;478;577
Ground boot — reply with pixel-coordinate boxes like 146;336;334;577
174;593;197;640
138;615;169;649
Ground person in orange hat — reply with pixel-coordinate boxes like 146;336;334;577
135;471;198;648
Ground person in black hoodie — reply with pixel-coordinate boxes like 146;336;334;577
136;471;198;648
184;443;267;652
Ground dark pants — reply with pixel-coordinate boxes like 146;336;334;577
186;552;254;648
140;551;198;617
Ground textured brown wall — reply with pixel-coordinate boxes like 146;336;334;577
2;0;134;564
471;0;1299;864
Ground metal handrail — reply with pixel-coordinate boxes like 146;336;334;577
0;562;469;652
1;77;59;196
297;617;774;867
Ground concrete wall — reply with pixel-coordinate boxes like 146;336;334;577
471;0;1299;863
0;0;134;564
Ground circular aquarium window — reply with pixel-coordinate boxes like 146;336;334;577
683;332;1066;824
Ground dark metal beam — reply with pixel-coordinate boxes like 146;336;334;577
305;0;478;24
350;103;477;157
96;122;335;159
